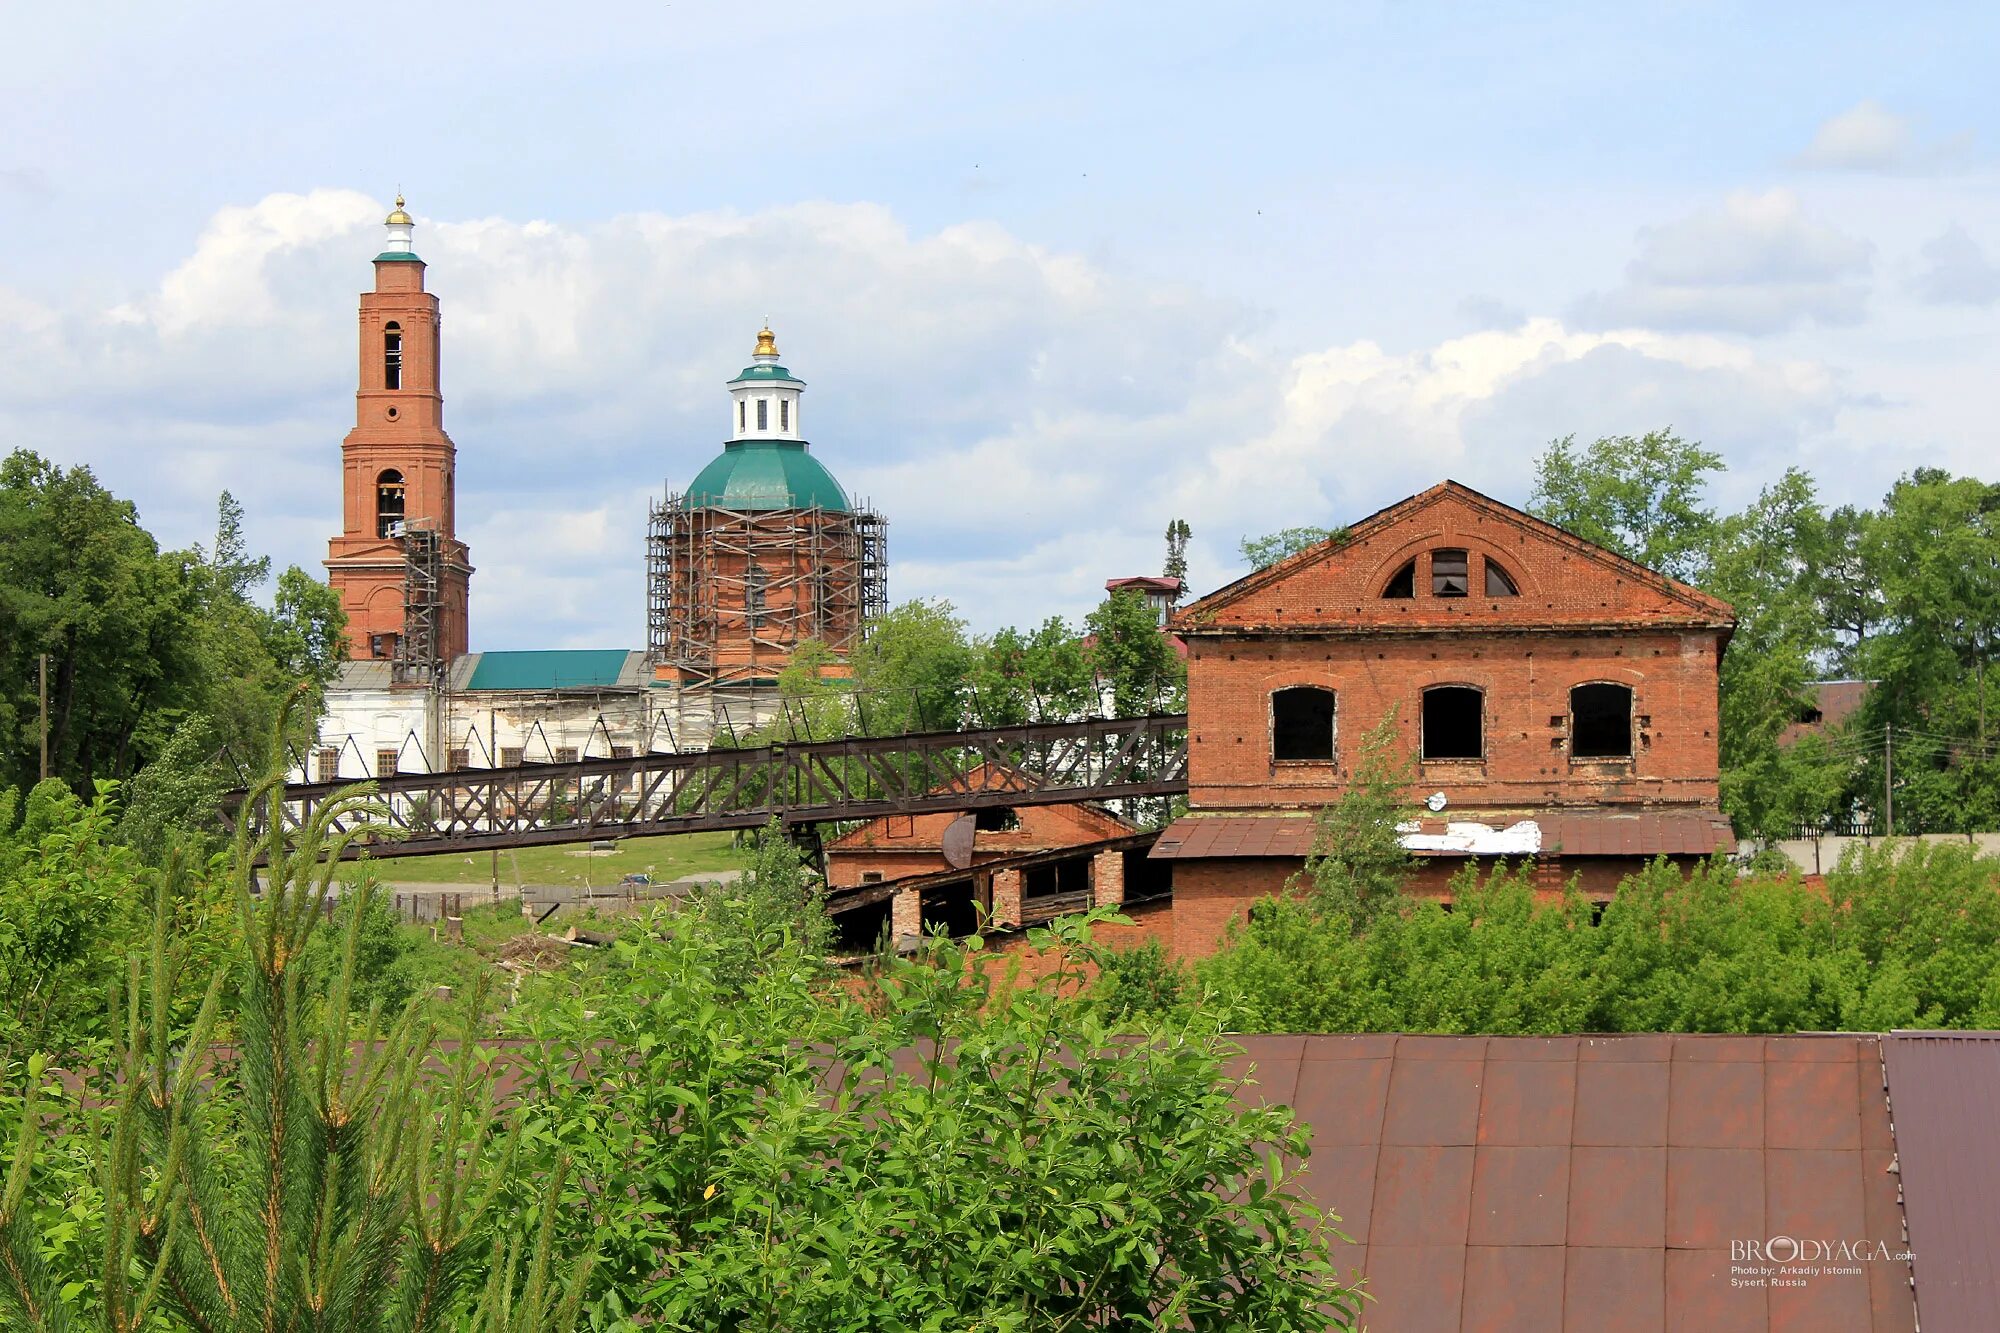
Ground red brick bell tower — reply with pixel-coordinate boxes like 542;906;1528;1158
324;196;472;674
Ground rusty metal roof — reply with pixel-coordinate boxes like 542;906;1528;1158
1150;808;1736;860
1882;1032;2000;1333
1223;1033;1914;1331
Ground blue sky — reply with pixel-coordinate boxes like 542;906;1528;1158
6;3;1998;647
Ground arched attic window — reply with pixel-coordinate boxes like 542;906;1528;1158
1382;560;1416;598
1422;686;1484;760
1485;558;1519;597
1272;686;1337;762
375;469;406;538
383;322;403;390
1571;683;1634;758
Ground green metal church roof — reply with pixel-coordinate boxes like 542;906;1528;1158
729;364;800;383
682;440;851;512
464;649;633;691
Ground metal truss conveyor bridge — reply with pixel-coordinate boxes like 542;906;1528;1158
224;714;1188;862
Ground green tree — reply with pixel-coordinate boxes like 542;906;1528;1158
0;749;591;1332
1299;709;1414;927
849;599;976;734
1528;429;1724;582
0;451;205;794
508;909;1363;1329
1847;469;2000;831
1705;470;1848;840
968;615;1097;727
1163;517;1192;593
1238;526;1342;571
1085;589;1185;718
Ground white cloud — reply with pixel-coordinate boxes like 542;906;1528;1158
0;191;1887;646
1573;189;1873;335
1794;99;1972;173
1910;224;2000;307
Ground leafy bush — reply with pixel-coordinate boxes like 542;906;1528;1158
508;909;1362;1330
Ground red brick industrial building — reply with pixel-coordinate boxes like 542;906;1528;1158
1152;481;1738;959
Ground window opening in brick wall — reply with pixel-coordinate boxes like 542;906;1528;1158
376;469;406;538
554;747;577;763
383;322;402;390
1431;549;1469;597
1421;686;1484;760
1484;559;1519;596
375;748;399;778
501;747;524;767
447;747;470;770
1382;560;1416;598
745;562;767;630
1271;686;1337;761
316;748;339;782
974;807;1020;832
1571;683;1634;758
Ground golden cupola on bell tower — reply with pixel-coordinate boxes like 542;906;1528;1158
323;195;475;679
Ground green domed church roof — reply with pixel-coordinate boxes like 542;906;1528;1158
682;439;851;513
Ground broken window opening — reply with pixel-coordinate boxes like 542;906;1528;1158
974;807;1021;832
1431;549;1469;597
1271;686;1337;762
376;469;406;538
1421;685;1484;760
383;322;403;390
861;871;884;885
1571;683;1634;758
745;562;768;629
368;631;400;659
1484;559;1519;597
1382;559;1417;598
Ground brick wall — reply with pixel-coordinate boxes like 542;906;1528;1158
1185;629;1722;811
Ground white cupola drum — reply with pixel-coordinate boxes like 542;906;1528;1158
382;194;415;255
727;325;805;441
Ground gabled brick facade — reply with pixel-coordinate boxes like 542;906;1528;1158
1153;480;1737;957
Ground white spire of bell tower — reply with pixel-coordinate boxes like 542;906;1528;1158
726;324;807;443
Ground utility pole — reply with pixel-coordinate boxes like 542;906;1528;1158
38;653;50;782
1883;724;1893;837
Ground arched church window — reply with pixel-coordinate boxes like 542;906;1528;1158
384;322;403;391
1382;560;1416;598
756;399;769;430
376;469;406;538
745;561;768;630
1484;558;1519;597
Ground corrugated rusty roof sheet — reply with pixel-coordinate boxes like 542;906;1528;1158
1223;1034;1914;1332
1150;808;1736;860
1883;1032;2000;1333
